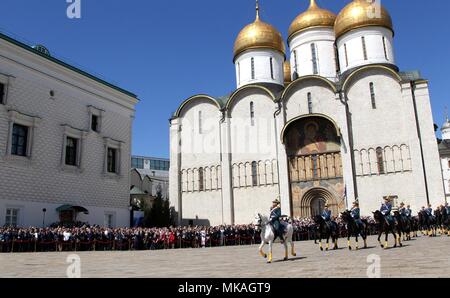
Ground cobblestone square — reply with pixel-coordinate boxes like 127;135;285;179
1;235;449;278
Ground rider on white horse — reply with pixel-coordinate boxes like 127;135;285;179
269;199;283;240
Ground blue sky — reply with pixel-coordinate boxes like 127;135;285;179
1;0;449;158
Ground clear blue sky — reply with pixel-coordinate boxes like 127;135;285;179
1;0;449;158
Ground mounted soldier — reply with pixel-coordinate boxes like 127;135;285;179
321;203;332;229
269;198;283;240
405;204;412;218
351;201;363;229
426;204;433;218
380;196;394;225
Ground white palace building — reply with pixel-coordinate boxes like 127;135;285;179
170;0;445;226
0;33;138;227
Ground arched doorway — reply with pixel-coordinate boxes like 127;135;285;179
282;115;344;218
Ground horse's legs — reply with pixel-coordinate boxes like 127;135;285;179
384;230;389;249
283;240;288;261
326;233;330;251
319;234;323;251
355;234;359;250
378;230;383;248
258;242;267;258
267;241;273;263
348;233;352;250
290;240;297;257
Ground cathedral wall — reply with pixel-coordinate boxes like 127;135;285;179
180;191;223;226
233;185;279;224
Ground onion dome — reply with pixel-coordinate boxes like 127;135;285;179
288;0;337;41
334;0;394;39
233;1;286;61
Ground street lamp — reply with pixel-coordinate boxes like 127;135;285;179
42;208;47;227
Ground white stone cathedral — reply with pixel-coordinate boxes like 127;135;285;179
169;0;445;226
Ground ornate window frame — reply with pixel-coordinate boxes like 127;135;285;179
87;105;104;133
103;137;123;178
60;124;87;173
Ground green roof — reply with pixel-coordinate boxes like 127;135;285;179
0;32;137;99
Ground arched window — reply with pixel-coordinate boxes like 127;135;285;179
307;92;313;114
198;167;204;191
251;58;255;80
382;37;388;60
251;161;258;187
376;147;385;174
250;102;255;126
311;43;318;75
370;82;376;109
362;36;368;60
270;57;274;79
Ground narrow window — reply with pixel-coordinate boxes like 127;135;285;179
237;62;241;85
198;167;204;191
251;57;255;80
11;124;28;157
107;148;117;173
382;36;388;60
91;115;99;132
311;43;318;75
250;102;255;126
376;147;385;175
270;57;274;79
65;137;78;166
307;92;313;114
334;45;340;73
370;82;376;109
344;44;349;67
293;50;299;79
198;111;202;134
251;161;258;187
0;83;5;105
362;37;368;60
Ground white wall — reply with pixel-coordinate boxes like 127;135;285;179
337;27;395;74
289;28;337;81
235;49;284;88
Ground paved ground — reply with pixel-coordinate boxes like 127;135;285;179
1;235;449;278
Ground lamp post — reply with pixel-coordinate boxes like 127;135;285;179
42;208;47;228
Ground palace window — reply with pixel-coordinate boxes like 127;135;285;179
88;106;103;133
198;167;204;191
311;43;318;75
251;161;258;187
307;92;313;114
362;37;368;60
270;57;274;79
376;147;385;175
11;124;29;157
91;115;99;132
293;50;299;79
250;102;255;126
65;137;78;166
251;58;255;80
5;208;19;227
107;147;118;173
370;82;376;109
382;37;388;60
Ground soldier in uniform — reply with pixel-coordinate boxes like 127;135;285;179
269;198;283;240
426;204;433;217
351;201;363;229
321;203;332;229
405;204;412;218
380;197;394;225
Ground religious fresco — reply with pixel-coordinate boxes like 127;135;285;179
285;117;340;156
284;116;345;218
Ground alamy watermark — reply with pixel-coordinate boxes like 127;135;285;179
366;254;381;278
66;254;81;278
66;0;81;19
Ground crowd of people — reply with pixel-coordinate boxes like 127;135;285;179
0;216;378;253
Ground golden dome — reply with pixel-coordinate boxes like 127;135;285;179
335;0;394;39
284;61;292;85
288;0;337;41
233;2;286;60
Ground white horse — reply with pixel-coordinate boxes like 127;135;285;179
254;213;296;263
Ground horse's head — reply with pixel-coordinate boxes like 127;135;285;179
312;215;323;224
253;213;262;227
373;210;383;222
340;210;351;222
